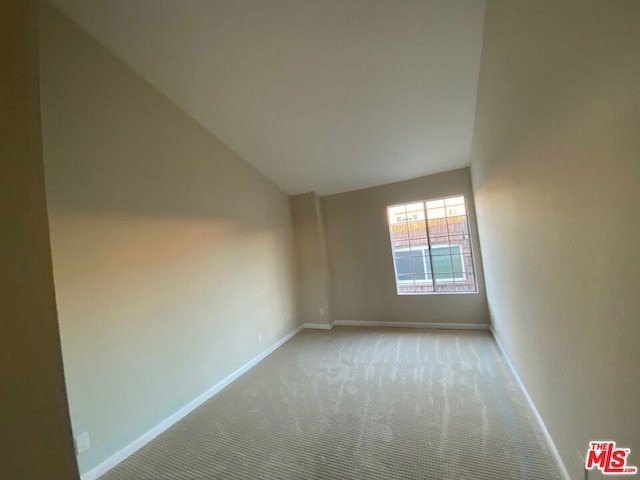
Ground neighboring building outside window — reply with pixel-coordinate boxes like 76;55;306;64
387;196;477;294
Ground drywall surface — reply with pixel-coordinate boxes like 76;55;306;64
49;0;487;196
322;168;489;325
470;1;640;478
0;1;79;478
290;193;332;326
39;3;298;474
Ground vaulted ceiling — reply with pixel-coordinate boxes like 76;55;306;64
51;0;486;195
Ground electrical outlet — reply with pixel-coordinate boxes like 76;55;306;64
319;308;325;316
75;431;90;454
257;333;262;344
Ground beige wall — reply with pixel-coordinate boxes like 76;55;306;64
470;1;640;478
322;168;489;325
290;193;332;326
0;1;79;478
39;3;298;475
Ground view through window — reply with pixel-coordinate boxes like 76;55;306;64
387;196;477;294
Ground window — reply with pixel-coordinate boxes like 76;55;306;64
393;245;465;282
387;196;477;294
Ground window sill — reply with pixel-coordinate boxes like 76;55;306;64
396;291;479;296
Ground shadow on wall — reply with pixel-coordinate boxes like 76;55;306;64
39;3;298;475
40;6;281;230
470;2;640;479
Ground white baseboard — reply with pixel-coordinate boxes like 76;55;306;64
303;322;333;330
80;324;304;480
490;329;571;480
333;320;490;330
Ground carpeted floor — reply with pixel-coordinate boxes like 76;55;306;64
100;327;563;479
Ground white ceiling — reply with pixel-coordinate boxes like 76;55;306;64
51;0;486;196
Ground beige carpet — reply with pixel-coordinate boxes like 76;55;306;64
101;327;563;479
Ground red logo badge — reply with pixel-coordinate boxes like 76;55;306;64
586;441;637;475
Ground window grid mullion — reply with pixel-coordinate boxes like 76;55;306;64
388;196;476;294
423;202;436;290
443;207;457;289
403;205;417;290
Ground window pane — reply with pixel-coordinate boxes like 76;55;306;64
398;282;417;294
414;281;434;293
387;196;476;295
408;223;428;246
432;255;454;279
435;282;457;293
394;252;412;276
454;254;475;275
426;207;446;219
429;245;464;281
430;235;450;248
454;273;477;292
447;233;469;246
446;215;468;235
446;204;467;217
409;246;428;258
404;202;424;218
411;256;427;280
390;226;410;249
408;237;429;254
450;252;464;275
426;199;444;210
393;250;429;281
427;217;448;237
431;245;458;256
445;196;465;207
388;205;408;224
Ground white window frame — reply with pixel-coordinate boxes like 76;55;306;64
387;195;478;295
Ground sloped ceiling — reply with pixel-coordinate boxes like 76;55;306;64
50;0;486;195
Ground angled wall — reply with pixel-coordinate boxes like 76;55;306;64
39;3;298;475
290;192;332;326
471;1;640;478
0;1;78;478
322;168;489;326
